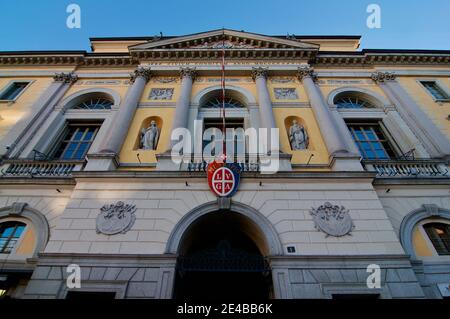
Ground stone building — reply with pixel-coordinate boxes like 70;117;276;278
0;29;449;299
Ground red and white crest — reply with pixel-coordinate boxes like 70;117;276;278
207;161;239;197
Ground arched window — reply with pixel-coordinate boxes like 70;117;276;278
423;223;450;256
334;95;376;109
202;97;245;109
0;221;26;254
73;97;113;110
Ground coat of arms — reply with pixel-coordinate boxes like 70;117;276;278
310;202;354;237
207;161;241;198
96;201;137;235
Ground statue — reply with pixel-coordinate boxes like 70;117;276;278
140;120;159;150
289;120;309;150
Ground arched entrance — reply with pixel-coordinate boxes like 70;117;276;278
170;202;281;300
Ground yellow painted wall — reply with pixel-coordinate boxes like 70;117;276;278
15;225;36;255
412;226;433;257
267;78;308;103
274;108;329;165
398;77;450;139
119;107;175;165
61;78;130;102
0;77;53;141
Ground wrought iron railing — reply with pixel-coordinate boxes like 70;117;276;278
0;159;85;177
363;159;448;177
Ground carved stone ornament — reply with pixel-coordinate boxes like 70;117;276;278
297;64;317;82
310;202;354;237
251;67;269;81
130;66;152;83
179;67;197;81
274;88;299;100
53;72;78;84
371;71;396;83
96;201;137;235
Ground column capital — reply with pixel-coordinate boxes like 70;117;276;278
179;66;197;81
53;72;78;84
297;64;317;82
371;71;396;83
130;65;152;83
251;67;269;81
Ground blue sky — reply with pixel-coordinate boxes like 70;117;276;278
0;0;449;52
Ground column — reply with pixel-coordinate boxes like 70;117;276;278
3;72;78;159
170;67;197;147
297;64;350;156
372;71;450;159
252;67;276;130
99;66;151;154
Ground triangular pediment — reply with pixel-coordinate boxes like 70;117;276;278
129;29;319;51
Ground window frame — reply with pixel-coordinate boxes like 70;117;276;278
0;80;33;103
346;120;399;160
48;121;103;161
418;79;450;103
418;219;450;257
0;221;27;255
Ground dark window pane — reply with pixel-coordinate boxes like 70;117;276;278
346;122;395;160
0;82;28;100
54;124;101;160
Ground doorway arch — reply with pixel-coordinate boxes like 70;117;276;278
168;201;282;300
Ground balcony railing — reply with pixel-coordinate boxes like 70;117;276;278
0;159;85;178
363;159;449;178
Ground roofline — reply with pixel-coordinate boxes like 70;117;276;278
89;35;362;42
0;50;86;55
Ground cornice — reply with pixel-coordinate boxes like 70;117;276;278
0;50;449;67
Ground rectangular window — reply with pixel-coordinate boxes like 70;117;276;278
52;122;101;160
0;82;30;101
203;118;245;159
347;122;396;160
421;81;450;100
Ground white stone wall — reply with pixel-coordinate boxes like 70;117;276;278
375;185;450;235
45;178;405;256
0;186;72;231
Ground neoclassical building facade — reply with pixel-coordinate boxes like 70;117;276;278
0;29;449;299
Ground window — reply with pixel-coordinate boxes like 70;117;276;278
0;82;29;101
52;122;101;160
203;97;245;109
73;97;113;110
335;95;376;109
347;122;396;160
203;118;245;158
421;81;450;100
423;223;450;256
0;222;26;254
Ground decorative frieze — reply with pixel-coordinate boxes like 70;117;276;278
53;72;78;84
130;65;152;83
371;71;396;83
274;88;299;100
152;77;178;84
270;77;296;84
310;202;354;237
297;65;318;82
149;88;174;100
96;201;137;235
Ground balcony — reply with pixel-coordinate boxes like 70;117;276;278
363;159;449;178
0;159;85;178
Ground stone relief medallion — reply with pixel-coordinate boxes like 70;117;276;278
310;202;354;237
96;201;137;235
274;88;299;100
149;88;174;100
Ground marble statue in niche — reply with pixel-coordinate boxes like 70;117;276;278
289;120;309;150
274;88;298;100
149;88;174;100
140;120;159;150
